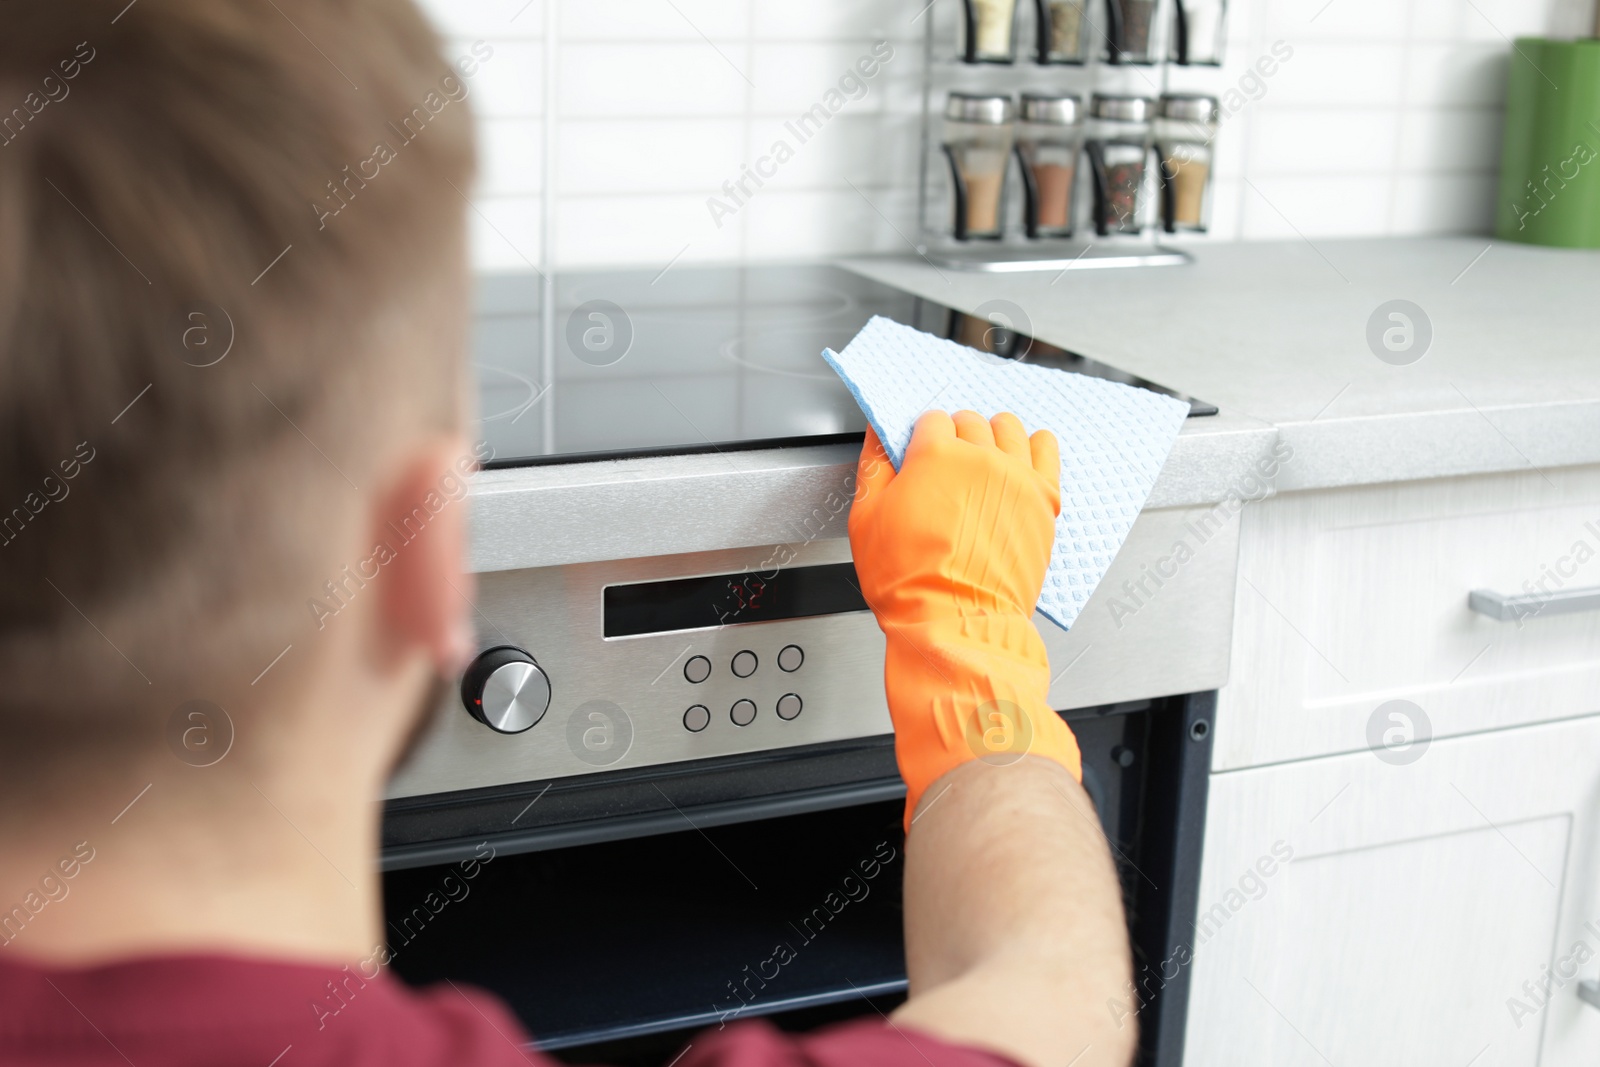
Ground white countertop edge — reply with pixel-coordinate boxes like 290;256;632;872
1274;399;1600;492
467;417;1278;573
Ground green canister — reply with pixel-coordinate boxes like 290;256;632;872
1496;37;1600;247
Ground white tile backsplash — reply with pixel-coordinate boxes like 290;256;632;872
558;43;752;116
478;118;544;196
1257;0;1412;42
466;196;545;272
747;42;912;115
555;193;745;266
749;1;926;42
454;39;546;118
1261;43;1410;105
1410;0;1569;41
1247;109;1403;174
1391;172;1499;232
419;0;543;39
558;0;751;41
743;188;921;259
1208;177;1246;236
1395;107;1503;171
1403;43;1511;106
1238;174;1395;237
557;119;746;193
753;114;922;191
412;0;1572;271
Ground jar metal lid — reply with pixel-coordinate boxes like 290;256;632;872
1160;94;1220;121
1019;93;1083;125
945;92;1014;124
1090;94;1155;122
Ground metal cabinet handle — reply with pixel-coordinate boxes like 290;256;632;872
1468;586;1600;621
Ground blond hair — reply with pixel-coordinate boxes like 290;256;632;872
0;0;475;696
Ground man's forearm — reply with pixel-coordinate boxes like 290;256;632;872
849;415;1132;1064
892;757;1136;1067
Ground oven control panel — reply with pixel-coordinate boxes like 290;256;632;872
385;538;892;801
385;500;1236;803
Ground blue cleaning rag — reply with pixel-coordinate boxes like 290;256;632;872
822;315;1188;631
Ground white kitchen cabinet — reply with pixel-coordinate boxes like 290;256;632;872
1185;712;1600;1066
1217;464;1600;771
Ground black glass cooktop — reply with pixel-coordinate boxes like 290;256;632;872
472;264;1214;468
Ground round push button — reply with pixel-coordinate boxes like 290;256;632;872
731;650;758;678
777;645;804;672
684;704;711;732
776;693;803;720
684;655;712;684
730;699;757;726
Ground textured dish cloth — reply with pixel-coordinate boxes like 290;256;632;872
823;315;1189;632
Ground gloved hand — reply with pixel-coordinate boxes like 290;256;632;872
849;410;1082;831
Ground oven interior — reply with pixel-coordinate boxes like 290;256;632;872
382;693;1212;1066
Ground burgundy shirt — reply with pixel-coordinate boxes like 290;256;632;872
0;954;1019;1067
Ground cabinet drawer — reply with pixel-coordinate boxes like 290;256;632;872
1218;464;1600;770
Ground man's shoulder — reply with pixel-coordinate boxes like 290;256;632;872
0;951;542;1067
0;954;1020;1067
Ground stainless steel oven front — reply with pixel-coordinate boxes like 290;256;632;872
379;262;1266;1064
382;439;1239;853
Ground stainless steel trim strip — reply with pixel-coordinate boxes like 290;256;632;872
380;776;907;871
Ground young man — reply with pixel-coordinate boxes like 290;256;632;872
0;3;1134;1065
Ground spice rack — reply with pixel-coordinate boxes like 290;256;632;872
915;0;1227;272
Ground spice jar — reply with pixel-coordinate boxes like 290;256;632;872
1085;94;1154;235
942;93;1015;240
962;0;1018;63
1171;0;1226;64
1034;0;1089;64
1015;93;1084;239
1105;0;1161;63
1155;94;1218;232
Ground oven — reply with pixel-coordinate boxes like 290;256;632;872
380;264;1234;1066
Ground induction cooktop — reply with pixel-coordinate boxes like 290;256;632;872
472;264;1215;468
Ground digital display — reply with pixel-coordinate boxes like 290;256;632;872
603;562;870;638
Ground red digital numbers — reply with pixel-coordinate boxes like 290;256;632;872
728;576;766;613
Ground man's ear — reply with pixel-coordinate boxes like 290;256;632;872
371;435;474;674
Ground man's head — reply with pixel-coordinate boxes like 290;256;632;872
0;0;477;782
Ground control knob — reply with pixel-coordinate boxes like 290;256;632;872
461;646;550;734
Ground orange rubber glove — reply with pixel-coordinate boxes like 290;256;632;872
849;410;1082;832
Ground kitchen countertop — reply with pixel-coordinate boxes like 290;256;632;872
468;417;1272;573
467;237;1600;573
845;236;1600;494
